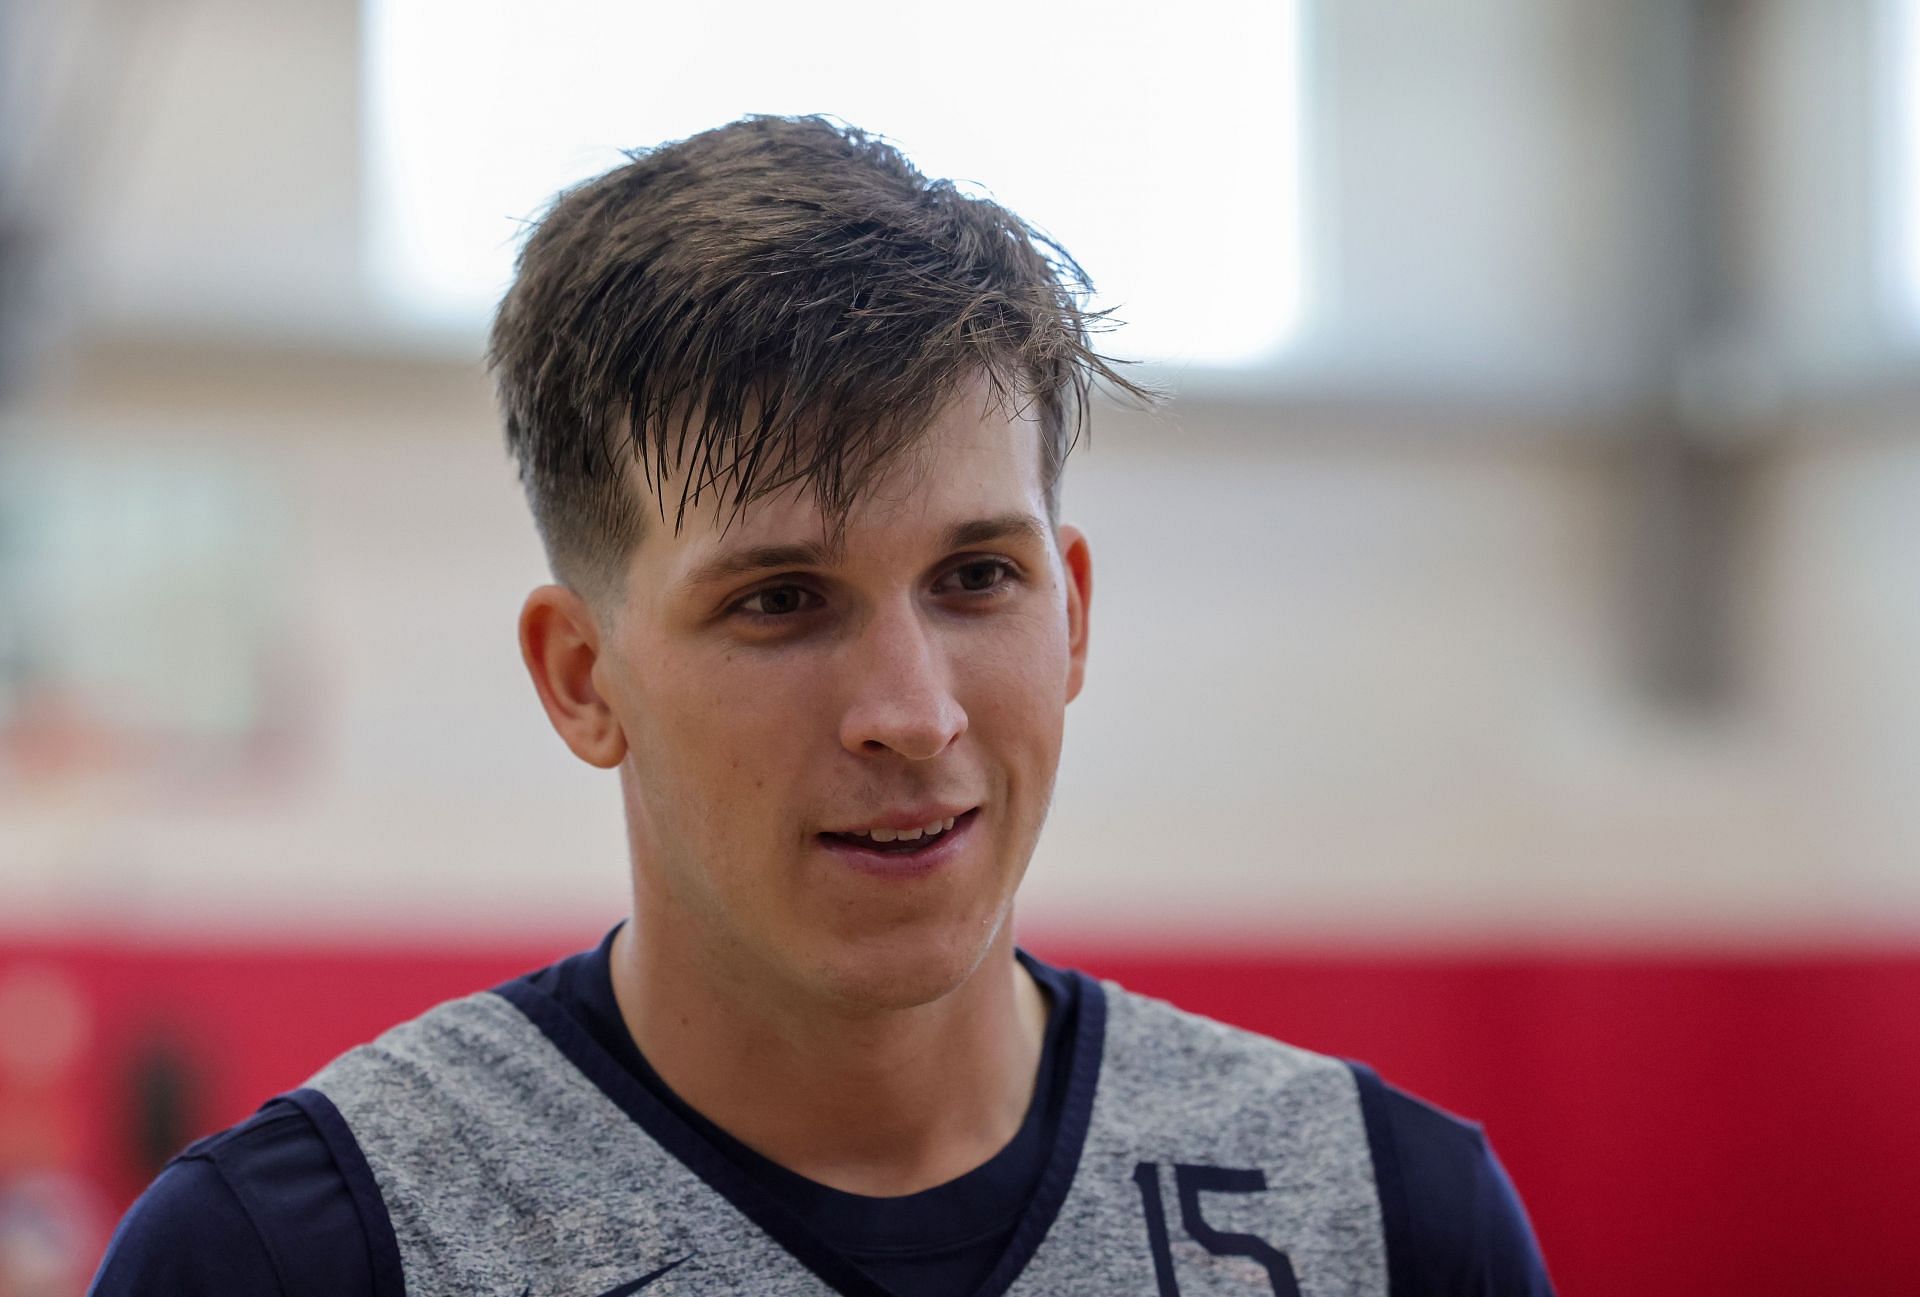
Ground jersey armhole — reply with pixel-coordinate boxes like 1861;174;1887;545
1347;1060;1415;1297
283;1087;407;1297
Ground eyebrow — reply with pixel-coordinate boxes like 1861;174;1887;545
681;511;1050;591
941;511;1050;552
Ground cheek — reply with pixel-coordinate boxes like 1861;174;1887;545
959;616;1071;751
654;650;829;806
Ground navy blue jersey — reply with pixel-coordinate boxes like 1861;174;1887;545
91;931;1552;1295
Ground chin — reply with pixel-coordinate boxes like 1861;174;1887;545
804;913;1011;1012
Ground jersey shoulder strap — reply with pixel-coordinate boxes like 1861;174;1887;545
1003;981;1388;1297
306;989;842;1297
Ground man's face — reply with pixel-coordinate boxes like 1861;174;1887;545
589;380;1091;1011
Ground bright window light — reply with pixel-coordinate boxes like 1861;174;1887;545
364;0;1302;369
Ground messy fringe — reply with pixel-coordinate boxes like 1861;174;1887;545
488;114;1155;599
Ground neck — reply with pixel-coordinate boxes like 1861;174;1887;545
609;914;1049;1197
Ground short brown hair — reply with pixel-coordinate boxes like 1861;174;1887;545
488;115;1148;602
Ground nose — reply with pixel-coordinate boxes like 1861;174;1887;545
837;601;968;760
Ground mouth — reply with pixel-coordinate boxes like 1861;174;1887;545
817;808;981;873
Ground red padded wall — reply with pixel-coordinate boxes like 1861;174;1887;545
4;932;1916;1296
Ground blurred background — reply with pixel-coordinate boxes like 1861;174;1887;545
3;0;1919;1292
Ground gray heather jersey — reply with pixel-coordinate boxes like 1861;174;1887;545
307;977;1388;1297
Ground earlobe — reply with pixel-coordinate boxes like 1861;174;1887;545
519;585;628;769
1056;524;1093;704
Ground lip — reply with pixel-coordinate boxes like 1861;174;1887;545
816;808;981;877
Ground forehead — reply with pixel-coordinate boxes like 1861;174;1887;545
638;381;1051;587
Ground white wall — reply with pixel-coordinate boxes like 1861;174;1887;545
4;346;1918;945
4;0;1919;945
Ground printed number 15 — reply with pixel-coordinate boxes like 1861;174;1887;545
1132;1162;1301;1297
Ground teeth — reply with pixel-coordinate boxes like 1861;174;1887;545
846;814;962;844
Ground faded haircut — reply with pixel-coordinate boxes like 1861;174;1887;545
488;114;1150;603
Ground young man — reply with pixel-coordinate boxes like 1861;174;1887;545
92;116;1553;1296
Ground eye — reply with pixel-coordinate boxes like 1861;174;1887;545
735;584;820;619
941;558;1017;596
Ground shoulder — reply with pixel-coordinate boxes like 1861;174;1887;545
90;1096;383;1297
308;986;583;1153
1348;1063;1556;1296
1091;980;1380;1213
1095;981;1554;1295
312;986;547;1097
1097;977;1357;1109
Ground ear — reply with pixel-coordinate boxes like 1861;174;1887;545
518;585;628;769
1056;523;1093;704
